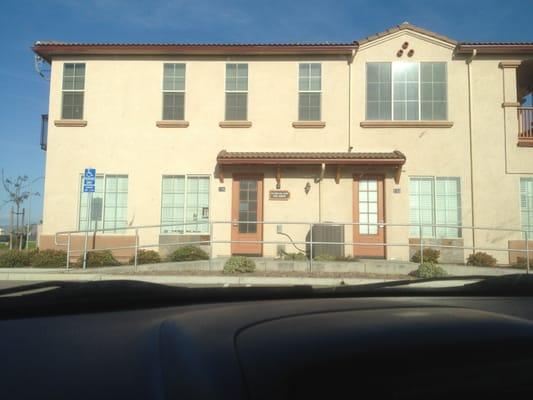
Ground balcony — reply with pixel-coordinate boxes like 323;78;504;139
518;107;533;147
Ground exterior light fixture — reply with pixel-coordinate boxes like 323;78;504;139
304;182;311;194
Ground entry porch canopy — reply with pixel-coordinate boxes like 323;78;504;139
216;150;406;184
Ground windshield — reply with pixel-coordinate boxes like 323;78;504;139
1;2;533;297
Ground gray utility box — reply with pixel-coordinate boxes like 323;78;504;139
307;223;345;258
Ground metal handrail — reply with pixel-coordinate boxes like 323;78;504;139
54;220;526;241
53;219;531;275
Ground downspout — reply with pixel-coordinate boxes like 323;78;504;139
317;163;326;222
348;49;356;152
467;49;477;252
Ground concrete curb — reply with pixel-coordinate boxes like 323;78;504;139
0;272;390;286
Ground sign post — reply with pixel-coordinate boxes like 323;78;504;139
82;168;96;270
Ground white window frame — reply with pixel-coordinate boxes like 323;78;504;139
409;176;462;239
77;174;128;234
225;63;248;121
366;61;448;121
162;63;186;121
160;174;211;235
298;62;322;121
521;178;533;239
391;61;420;121
61;63;85;120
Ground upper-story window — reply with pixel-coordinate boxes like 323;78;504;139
62;63;85;120
366;62;447;121
162;63;186;120
225;63;248;120
298;63;321;121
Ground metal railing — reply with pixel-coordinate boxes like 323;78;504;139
53;220;531;275
518;107;533;140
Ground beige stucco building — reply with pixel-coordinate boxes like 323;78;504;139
33;23;533;264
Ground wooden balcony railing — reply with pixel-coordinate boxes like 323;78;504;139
518;107;533;147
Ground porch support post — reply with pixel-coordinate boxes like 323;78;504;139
499;61;522;147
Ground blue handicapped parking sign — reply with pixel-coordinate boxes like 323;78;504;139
83;168;96;192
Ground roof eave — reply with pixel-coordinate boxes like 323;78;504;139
32;44;358;61
217;158;405;166
456;44;533;55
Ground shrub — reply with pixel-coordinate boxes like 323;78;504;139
169;246;209;262
334;255;360;262
409;262;448;279
0;250;33;268
313;254;336;261
129;249;161;265
466;252;497;267
31;249;67;268
223;256;256;273
76;250;120;268
411;248;440;264
283;252;307;261
314;254;359;262
511;257;533;270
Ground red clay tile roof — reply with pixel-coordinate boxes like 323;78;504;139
357;22;457;46
217;150;406;165
33;23;533;60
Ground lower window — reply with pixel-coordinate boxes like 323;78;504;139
409;176;461;238
521;178;533;239
78;175;128;233
161;175;210;234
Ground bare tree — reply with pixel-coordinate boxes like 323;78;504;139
1;171;39;249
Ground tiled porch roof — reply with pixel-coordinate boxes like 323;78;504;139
216;150;406;165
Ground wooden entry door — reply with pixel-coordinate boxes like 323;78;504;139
231;174;263;255
353;175;386;258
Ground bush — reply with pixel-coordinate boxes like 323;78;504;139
511;257;533;270
31;249;67;268
334;255;360;262
0;250;33;268
283;252;307;261
223;256;256;273
76;250;121;268
129;249;161;265
409;262;448;279
314;254;359;262
411;248;440;264
169;246;209;262
313;254;336;261
466;252;497;267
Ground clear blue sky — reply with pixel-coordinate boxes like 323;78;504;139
0;0;531;226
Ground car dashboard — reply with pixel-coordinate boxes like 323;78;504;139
1;295;533;399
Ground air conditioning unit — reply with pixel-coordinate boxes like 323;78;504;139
307;223;345;258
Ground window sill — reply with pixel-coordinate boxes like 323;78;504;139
502;102;521;108
292;121;326;128
219;121;252;128
156;120;190;128
54;119;87;127
518;138;533;147
360;120;454;128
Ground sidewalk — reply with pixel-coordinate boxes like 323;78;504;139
0;270;391;287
